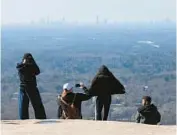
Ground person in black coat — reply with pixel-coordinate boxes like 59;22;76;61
85;65;125;120
16;53;46;119
135;96;161;125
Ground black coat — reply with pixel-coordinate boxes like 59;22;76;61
136;104;161;125
88;65;125;96
16;62;40;87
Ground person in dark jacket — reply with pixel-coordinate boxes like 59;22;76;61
57;83;92;119
135;96;161;125
16;53;46;119
86;65;125;121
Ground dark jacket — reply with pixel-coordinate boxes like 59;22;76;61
16;62;40;87
136;104;161;125
88;65;125;96
58;88;92;118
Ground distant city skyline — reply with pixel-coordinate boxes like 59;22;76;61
2;0;176;25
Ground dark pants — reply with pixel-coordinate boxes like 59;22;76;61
18;86;46;119
96;95;111;121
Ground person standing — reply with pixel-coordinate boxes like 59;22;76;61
16;53;46;119
135;96;161;125
86;65;125;121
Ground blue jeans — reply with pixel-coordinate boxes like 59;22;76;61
18;86;46;119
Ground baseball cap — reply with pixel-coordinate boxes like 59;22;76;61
63;83;73;91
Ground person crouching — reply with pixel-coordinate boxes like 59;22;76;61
135;96;161;125
58;83;92;119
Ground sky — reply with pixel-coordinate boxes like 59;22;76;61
1;0;176;25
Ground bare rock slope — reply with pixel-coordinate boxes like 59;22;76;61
1;119;176;135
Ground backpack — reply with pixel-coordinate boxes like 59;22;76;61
60;94;81;119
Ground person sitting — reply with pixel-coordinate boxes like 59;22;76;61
135;96;161;125
57;83;92;119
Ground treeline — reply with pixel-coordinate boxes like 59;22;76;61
1;26;176;124
1;49;176;125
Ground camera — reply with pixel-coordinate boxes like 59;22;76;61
75;84;81;87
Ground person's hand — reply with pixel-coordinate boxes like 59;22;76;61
22;59;26;64
79;82;84;88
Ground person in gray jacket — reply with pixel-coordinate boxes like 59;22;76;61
135;96;161;125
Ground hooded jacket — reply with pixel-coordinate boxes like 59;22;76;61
136;104;161;125
88;65;125;96
16;54;40;87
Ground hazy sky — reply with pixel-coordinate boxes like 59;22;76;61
2;0;176;24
